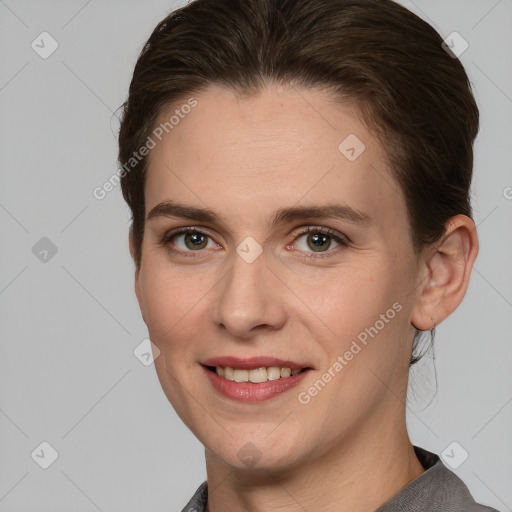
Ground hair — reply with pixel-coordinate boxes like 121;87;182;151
117;0;479;366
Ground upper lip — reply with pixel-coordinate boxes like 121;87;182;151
202;356;312;371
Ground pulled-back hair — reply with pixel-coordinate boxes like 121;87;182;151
118;0;479;365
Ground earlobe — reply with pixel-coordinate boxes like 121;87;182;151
411;214;479;331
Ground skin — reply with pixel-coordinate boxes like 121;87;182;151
129;83;479;511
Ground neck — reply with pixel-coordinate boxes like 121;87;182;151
204;411;425;512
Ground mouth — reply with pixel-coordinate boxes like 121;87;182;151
201;357;313;402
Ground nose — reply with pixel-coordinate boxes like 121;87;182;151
211;246;287;339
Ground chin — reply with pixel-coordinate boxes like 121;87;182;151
206;433;306;473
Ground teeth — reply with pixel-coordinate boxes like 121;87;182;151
249;367;267;383
215;366;304;382
267;367;281;380
233;369;249;382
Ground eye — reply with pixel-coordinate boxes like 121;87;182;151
160;227;218;256
159;225;349;259
291;226;348;257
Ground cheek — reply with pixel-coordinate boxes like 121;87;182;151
296;264;393;332
295;264;411;380
138;263;207;347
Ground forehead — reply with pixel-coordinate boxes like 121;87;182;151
144;84;405;232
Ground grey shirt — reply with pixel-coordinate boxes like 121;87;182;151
180;446;500;511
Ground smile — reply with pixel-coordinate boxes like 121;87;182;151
200;356;313;401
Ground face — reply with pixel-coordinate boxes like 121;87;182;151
132;83;422;471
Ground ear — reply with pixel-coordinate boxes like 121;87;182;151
411;214;479;330
128;230;142;310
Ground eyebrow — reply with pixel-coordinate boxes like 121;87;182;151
147;200;373;227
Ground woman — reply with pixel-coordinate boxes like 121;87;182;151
117;0;500;510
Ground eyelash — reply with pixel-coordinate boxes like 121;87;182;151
159;226;350;260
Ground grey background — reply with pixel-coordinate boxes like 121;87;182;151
0;0;511;510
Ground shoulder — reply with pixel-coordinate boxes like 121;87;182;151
180;480;208;512
377;446;501;512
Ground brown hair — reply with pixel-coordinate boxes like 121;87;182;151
118;0;479;365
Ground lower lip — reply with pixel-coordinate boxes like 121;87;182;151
202;365;310;402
